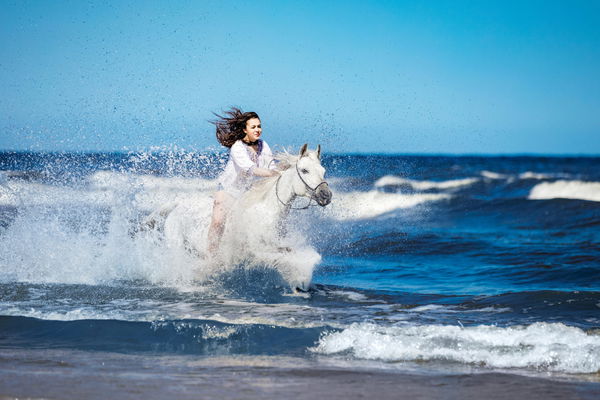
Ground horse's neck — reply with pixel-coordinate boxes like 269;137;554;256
270;168;297;208
235;168;297;223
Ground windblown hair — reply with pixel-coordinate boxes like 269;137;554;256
211;107;260;148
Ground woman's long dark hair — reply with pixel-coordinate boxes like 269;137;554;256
211;107;260;148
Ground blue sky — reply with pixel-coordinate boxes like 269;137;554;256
1;0;599;154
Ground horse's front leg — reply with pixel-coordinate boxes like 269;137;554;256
275;206;293;253
275;205;290;239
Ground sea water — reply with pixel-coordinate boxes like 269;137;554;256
0;151;599;395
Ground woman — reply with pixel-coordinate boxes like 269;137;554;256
208;107;280;253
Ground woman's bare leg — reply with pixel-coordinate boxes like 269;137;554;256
208;191;233;255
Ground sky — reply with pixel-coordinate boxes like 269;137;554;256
1;0;599;154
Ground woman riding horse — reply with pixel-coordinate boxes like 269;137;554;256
208;108;281;253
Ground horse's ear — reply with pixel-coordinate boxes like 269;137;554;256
317;144;321;160
299;143;308;157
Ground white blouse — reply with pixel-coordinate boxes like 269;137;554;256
218;139;274;197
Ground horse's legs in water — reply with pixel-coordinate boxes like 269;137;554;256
208;190;234;254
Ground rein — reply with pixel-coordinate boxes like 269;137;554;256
275;162;328;210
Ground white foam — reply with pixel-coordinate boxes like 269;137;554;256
0;180;112;207
0;304;159;322
88;171;218;212
330;290;369;302
519;171;554;180
374;175;478;191
0;205;203;285
0;171;218;210
481;170;571;182
480;170;510;180
210;300;330;328
471;306;512;313
312;322;600;373
324;190;451;220
150;320;241;339
0;296;332;329
409;304;454;313
0;169;322;290
0;175;215;286
528;180;600;202
519;171;572;180
0;181;21;206
89;171;216;192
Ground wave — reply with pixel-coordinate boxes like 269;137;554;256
371;171;573;195
89;170;216;193
0;171;223;287
0;315;323;356
0;171;217;210
312;322;600;373
324;190;451;220
519;171;559;180
480;170;511;180
0;196;204;285
529;180;600;202
481;170;572;181
374;175;479;191
0;170;320;290
0;203;316;289
8;316;598;373
1;280;357;329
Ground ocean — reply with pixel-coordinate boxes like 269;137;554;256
0;151;599;399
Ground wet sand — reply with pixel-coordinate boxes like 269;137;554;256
1;349;598;400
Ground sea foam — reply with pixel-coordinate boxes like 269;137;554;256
0;170;321;290
0;172;216;285
312;322;600;373
374;175;479;191
529;180;600;202
324;190;451;220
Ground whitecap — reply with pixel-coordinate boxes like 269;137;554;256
519;171;554;180
374;175;478;191
480;170;510;180
528;180;600;202
324;190;451;220
312;322;600;373
330;290;369;302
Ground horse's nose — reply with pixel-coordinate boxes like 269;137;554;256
316;184;332;206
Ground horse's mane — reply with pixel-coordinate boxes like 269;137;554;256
273;150;299;166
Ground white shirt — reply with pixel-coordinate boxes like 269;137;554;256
218;139;274;197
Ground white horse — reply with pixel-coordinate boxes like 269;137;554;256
142;144;332;291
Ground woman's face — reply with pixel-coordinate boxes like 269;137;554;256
243;118;262;142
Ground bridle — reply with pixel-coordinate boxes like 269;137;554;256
275;161;329;210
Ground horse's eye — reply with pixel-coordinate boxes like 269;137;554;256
301;168;309;174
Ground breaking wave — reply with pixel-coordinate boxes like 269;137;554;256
313;322;600;373
374;175;479;191
529;180;600;202
324;190;451;220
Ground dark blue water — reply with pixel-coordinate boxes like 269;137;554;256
1;151;599;375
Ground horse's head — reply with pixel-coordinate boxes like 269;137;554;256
293;144;332;207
